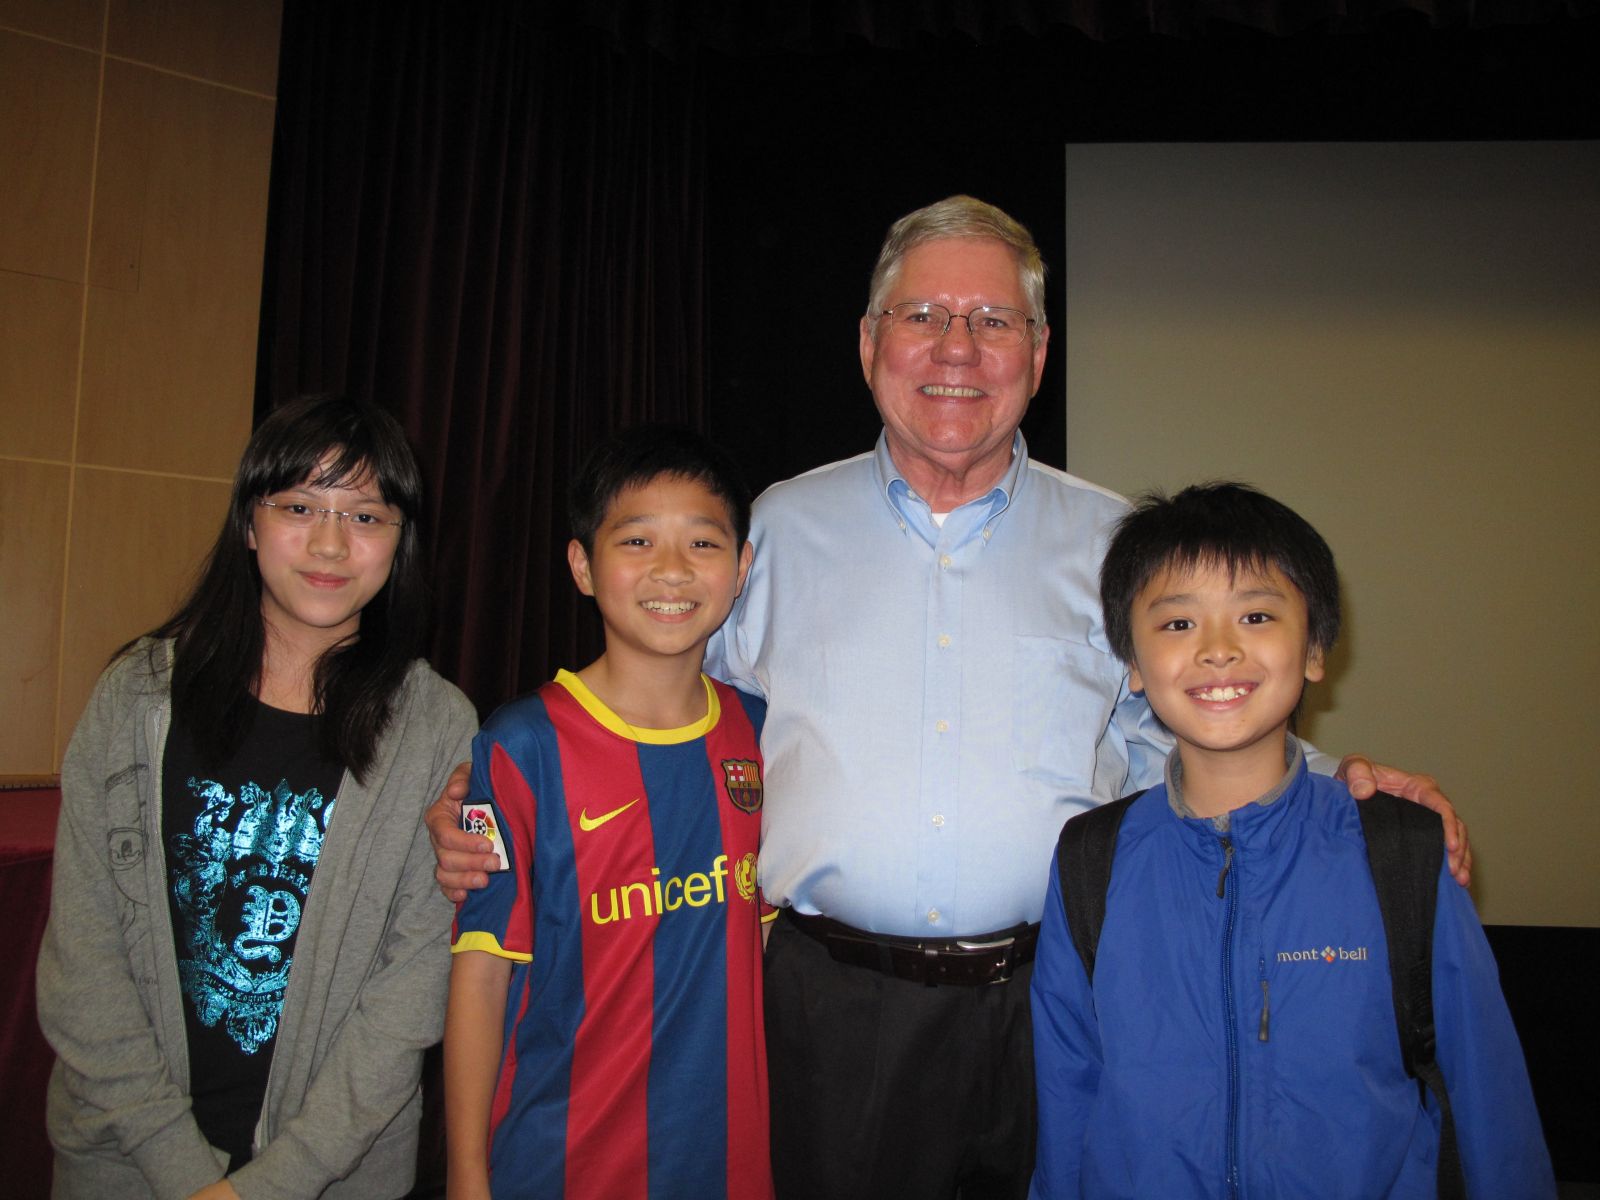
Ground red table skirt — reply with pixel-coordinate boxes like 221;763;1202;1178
0;787;61;1199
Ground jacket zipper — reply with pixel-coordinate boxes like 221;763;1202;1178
1218;834;1241;1199
1259;970;1271;1043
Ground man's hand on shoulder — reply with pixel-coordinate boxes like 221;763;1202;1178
428;761;498;902
1336;754;1471;886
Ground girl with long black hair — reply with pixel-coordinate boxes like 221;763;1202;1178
39;396;477;1199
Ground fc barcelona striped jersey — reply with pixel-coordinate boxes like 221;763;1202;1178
452;670;774;1200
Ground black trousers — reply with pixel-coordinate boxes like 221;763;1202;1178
764;911;1036;1200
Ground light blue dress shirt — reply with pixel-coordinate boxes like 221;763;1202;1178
706;432;1177;936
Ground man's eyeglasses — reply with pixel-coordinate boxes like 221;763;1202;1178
874;302;1036;348
257;497;404;538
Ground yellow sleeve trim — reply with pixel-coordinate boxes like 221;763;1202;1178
760;909;780;924
553;669;721;744
451;930;534;963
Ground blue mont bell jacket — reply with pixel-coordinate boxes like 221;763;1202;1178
1029;761;1554;1200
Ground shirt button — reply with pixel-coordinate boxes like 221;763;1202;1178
931;814;945;828
937;634;951;648
940;554;952;568
935;719;948;733
927;909;940;924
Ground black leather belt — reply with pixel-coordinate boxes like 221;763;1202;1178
785;909;1038;987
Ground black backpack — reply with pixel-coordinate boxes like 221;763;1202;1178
1055;790;1465;1199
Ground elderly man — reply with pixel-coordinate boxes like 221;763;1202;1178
430;196;1464;1199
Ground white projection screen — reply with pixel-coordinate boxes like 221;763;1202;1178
1063;141;1599;927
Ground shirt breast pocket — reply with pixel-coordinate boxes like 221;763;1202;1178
1010;635;1121;789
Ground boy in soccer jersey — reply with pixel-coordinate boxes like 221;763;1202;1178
444;426;774;1200
1029;482;1552;1199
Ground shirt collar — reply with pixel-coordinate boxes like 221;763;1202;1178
873;430;1026;542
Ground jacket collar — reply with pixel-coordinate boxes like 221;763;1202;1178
1167;740;1311;852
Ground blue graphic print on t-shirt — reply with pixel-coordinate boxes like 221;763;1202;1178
169;777;332;1055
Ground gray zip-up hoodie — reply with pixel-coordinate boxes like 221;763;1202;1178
38;639;476;1200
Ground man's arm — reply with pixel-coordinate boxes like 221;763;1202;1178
445;950;513;1200
428;761;496;900
1099;665;1472;885
1335;755;1470;885
1110;661;1471;885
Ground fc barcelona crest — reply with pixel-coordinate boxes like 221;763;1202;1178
721;759;763;813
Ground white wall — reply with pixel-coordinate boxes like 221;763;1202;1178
1064;141;1599;927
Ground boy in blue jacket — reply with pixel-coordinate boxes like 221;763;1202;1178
1029;482;1553;1199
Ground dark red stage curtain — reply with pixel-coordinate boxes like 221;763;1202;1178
257;4;706;714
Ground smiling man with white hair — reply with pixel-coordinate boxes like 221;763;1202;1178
704;195;1464;1199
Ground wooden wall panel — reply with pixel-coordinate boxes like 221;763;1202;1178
0;272;82;460
0;461;70;773
0;0;104;48
55;469;230;756
0;3;278;773
0;31;98;283
107;0;281;95
77;60;268;476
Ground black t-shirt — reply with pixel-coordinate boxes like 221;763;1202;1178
162;700;344;1169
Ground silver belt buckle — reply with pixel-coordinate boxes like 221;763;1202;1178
955;935;1016;985
954;935;1015;952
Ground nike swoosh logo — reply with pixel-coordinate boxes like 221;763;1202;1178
578;798;640;832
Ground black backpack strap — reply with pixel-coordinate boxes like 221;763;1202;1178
1056;791;1144;985
1357;792;1465;1200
